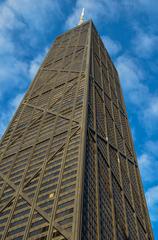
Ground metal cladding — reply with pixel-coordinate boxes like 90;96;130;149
0;20;153;240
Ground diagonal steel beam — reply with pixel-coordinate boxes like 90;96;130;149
0;172;71;240
29;71;58;97
24;103;80;125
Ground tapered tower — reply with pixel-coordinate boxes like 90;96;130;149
0;20;153;240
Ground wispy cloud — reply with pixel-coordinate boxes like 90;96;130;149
146;185;158;222
145;140;158;156
29;48;48;79
139;139;158;212
0;34;14;54
0;0;62;77
0;0;63;136
102;36;121;56
66;0;121;28
11;92;24;109
0;57;28;99
115;54;158;135
142;96;158;132
0;92;25;137
66;0;158;29
0;0;62;33
132;28;158;58
137;0;158;15
115;55;147;104
138;153;158;183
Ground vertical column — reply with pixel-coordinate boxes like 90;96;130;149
91;24;118;240
73;21;92;240
91;27;101;240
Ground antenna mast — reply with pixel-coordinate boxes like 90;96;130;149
78;8;85;25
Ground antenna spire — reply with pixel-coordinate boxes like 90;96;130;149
78;8;85;25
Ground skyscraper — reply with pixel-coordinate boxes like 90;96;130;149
0;20;153;240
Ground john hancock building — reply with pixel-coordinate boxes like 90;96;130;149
0;20;153;240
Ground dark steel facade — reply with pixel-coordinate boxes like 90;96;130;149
0;21;153;240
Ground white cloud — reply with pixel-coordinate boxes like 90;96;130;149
137;142;158;223
115;55;149;105
138;153;158;183
64;0;158;31
0;0;63;55
146;185;158;208
137;0;158;14
132;29;158;57
0;111;13;138
116;55;143;91
0;4;23;31
0;0;62;33
0;92;25;137
146;185;158;222
145;140;158;156
0;0;62;137
29;48;48;79
65;0;158;29
117;54;158;180
0;0;62;101
102;36;121;56
0;57;28;98
142;96;158;132
11;92;24;109
0;35;14;54
115;54;158;134
145;97;158;117
122;0;158;21
66;0;121;28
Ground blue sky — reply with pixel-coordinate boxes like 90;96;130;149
0;0;158;237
